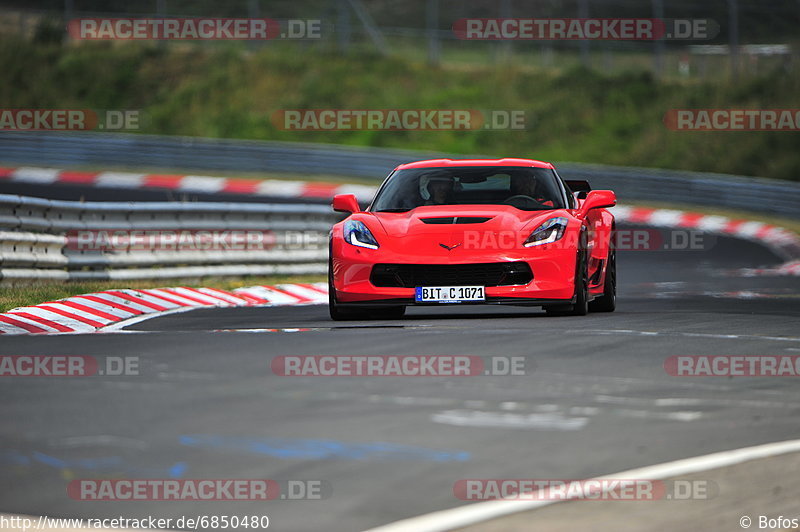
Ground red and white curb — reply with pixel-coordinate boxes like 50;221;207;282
0;166;377;203
0;283;328;336
613;205;800;274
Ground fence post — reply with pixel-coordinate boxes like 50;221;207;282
652;0;665;77
578;0;590;68
728;0;739;80
426;0;440;65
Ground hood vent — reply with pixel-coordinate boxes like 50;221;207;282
420;216;492;225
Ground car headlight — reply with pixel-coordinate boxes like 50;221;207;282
523;217;568;247
344;220;379;249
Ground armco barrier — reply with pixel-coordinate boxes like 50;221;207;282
0;194;337;281
0;132;798;218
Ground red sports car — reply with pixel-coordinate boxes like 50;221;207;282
328;158;616;319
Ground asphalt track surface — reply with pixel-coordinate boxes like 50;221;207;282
2;232;799;531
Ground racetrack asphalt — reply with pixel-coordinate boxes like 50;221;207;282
1;232;799;531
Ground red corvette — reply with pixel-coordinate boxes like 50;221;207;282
328;158;616;319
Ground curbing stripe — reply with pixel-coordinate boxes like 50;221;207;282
14;306;97;332
0;314;50;333
70;296;139;317
8;311;74;332
0;283;328;336
36;304;109;327
0;165;377;202
102;290;168;312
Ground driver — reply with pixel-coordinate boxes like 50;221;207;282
421;174;456;205
508;174;553;206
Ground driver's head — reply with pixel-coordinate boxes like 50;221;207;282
511;174;537;197
425;174;455;202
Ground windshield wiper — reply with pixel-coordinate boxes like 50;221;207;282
375;208;412;213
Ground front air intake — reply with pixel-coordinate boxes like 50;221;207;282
371;262;533;288
420;217;492;224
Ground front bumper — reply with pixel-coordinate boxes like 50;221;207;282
331;239;579;304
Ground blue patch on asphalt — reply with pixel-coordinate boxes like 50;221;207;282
179;435;470;462
0;449;187;477
168;461;188;478
31;451;123;469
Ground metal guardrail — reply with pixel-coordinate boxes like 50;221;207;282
1;131;798;218
0;194;336;281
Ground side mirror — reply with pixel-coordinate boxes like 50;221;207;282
578;190;616;217
332;194;361;214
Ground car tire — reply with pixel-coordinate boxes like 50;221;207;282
567;248;589;316
329;257;366;321
589;249;616;313
546;244;588;317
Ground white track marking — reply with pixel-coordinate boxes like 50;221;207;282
695;215;731;232
256;180;305;197
648;209;684;226
582;329;800;343
178;175;226;193
362;439;800;532
95;171;146;187
431;410;589;430
11;167;60;183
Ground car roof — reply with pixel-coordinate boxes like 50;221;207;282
395;158;555;170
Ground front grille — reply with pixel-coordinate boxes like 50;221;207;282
371;262;533;288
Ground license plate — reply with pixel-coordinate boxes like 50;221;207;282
415;286;485;303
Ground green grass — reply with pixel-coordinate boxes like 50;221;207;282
2;39;800;182
0;274;325;312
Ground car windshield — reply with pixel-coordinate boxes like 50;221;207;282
371;166;566;212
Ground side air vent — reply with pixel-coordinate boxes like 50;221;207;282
420;216;492;224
